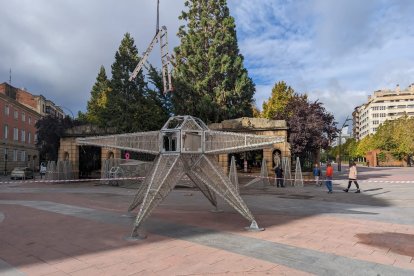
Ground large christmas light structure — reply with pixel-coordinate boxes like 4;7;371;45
77;115;284;238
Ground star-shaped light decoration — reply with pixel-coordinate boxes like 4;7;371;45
77;115;284;238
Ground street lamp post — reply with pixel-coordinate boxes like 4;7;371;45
338;116;352;171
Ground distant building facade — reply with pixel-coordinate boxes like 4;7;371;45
0;82;65;173
353;83;414;140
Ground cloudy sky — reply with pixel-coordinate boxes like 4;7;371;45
1;0;413;124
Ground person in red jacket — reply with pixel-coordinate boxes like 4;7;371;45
325;162;333;193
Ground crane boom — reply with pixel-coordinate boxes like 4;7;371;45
129;0;173;94
129;32;160;82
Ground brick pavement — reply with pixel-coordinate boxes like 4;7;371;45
1;166;414;275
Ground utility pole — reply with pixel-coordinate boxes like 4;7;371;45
338;116;352;171
9;68;11;84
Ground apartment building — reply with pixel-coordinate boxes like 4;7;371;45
353;83;414;140
0;82;65;173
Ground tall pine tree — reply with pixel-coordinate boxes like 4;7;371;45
86;65;110;126
106;33;146;132
173;0;255;123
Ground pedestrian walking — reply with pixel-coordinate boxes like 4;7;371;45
325;162;333;193
274;165;284;187
313;164;321;186
343;162;360;193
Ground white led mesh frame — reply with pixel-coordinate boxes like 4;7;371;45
77;131;160;154
75;115;284;237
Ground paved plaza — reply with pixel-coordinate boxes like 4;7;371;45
1;165;414;275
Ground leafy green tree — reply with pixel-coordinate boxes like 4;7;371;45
262;81;295;119
392;116;414;161
173;0;255;123
285;95;337;158
372;120;397;151
35;116;79;161
86;65;110;126
355;135;376;157
261;83;337;160
373;115;414;161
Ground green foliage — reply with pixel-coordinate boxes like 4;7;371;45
251;104;261;118
330;138;359;160
355;134;376;157
345;115;414;162
173;0;255;123
261;82;337;158
262;81;295;119
373;115;414;160
377;152;386;162
35;116;80;161
85;66;110;126
83;33;170;133
106;33;148;132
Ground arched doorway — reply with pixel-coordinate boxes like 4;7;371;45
107;151;114;159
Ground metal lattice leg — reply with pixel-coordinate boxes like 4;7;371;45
186;171;217;208
182;154;218;208
192;155;263;231
130;154;185;238
128;157;160;212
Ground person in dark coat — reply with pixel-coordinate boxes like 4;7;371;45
274;165;284;187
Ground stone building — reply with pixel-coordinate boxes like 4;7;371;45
1;83;41;173
353;83;414;140
59;125;119;178
1;82;67;174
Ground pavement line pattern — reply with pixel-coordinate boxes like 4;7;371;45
0;200;412;276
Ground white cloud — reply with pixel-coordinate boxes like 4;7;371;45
0;0;184;113
229;0;414;123
1;0;413;125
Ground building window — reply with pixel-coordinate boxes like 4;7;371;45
3;124;8;139
21;130;26;143
28;132;31;144
22;112;26;122
4;105;10;115
34;134;38;143
14;109;18;119
13;150;18;161
21;151;26;162
28;116;31;125
13;128;18;141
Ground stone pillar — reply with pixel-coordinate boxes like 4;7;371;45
263;148;273;175
58;137;79;178
218;154;229;174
